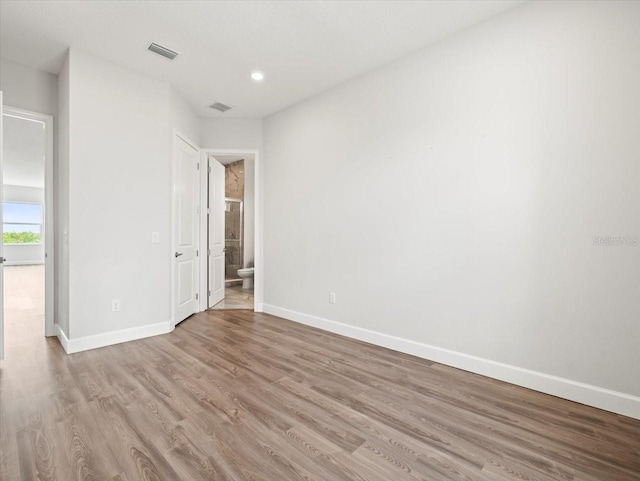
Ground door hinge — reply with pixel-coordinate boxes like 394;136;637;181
197;162;200;170
208;165;211;173
208;249;211;256
208;290;211;297
196;293;199;300
196;250;199;257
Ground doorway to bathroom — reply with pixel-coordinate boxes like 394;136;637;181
207;153;256;310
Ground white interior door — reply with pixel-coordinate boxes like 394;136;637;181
208;157;225;307
0;92;4;360
173;135;200;324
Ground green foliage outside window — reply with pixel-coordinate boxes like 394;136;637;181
3;231;41;244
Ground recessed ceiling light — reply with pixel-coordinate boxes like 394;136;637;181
251;71;264;81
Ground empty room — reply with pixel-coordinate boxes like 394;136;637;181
0;1;638;480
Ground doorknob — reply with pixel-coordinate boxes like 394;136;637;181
0;257;6;263
175;252;183;257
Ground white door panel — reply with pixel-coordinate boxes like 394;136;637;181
208;158;225;307
178;261;194;304
178;154;195;244
174;135;199;324
213;256;224;291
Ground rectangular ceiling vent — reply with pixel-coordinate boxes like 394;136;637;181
148;42;178;60
209;102;233;113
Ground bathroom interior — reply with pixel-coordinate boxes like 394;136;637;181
211;154;255;310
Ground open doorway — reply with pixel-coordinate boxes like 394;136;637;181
2;106;54;353
208;153;256;310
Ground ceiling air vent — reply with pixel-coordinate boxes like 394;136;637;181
148;42;178;60
209;102;233;113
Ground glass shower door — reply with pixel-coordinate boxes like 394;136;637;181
224;198;243;280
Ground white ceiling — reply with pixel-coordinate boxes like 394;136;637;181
0;0;525;118
2;114;45;189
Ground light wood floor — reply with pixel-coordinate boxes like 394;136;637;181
210;286;254;310
3;265;45;350
1;308;639;480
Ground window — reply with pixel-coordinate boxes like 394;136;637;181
2;202;43;244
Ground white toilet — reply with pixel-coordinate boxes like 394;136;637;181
237;267;254;289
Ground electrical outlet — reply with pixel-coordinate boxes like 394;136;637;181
112;299;121;312
151;232;160;244
329;292;336;304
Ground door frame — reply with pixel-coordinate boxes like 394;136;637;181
2;105;55;337
199;148;262;312
171;130;201;327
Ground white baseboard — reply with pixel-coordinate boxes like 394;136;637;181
262;304;640;420
56;321;174;354
55;324;70;352
5;260;45;266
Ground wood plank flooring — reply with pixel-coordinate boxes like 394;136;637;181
1;308;639;480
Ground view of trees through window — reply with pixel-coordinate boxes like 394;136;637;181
2;202;43;244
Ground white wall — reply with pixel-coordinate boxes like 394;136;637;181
2;185;45;265
170;87;200;146
263;0;640;416
0;58;57;116
200;118;262;151
62;48;199;340
68;48;170;339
